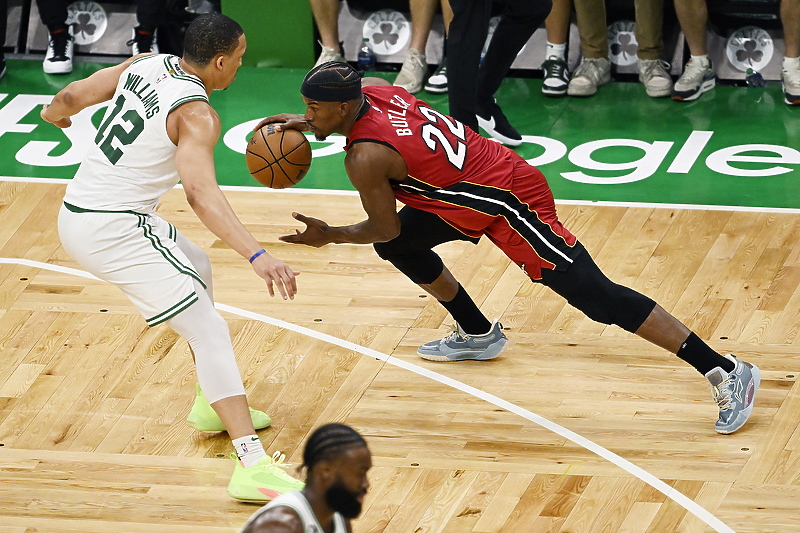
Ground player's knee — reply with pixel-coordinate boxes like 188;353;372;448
568;282;656;333
372;246;444;285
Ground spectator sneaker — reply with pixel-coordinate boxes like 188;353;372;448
638;59;672;97
672;58;715;102
418;321;507;362
705;354;760;435
476;100;522;146
186;383;272;432
43;29;73;74
127;26;158;55
394;48;427;93
782;64;800;105
314;42;344;67
567;57;610;96
541;56;569;97
424;60;448;93
227;451;305;502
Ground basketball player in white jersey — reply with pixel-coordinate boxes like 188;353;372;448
40;13;303;502
240;423;371;533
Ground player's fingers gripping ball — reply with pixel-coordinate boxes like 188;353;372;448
246;124;312;188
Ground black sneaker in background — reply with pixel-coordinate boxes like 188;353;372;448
43;30;73;74
127;27;159;55
541;57;569;97
476;99;522;146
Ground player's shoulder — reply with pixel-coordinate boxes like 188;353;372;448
241;505;303;533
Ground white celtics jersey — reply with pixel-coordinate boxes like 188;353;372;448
65;54;208;213
242;491;348;533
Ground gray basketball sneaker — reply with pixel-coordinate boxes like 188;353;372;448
417;321;507;362
705;354;760;434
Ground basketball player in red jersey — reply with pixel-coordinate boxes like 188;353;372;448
257;61;759;435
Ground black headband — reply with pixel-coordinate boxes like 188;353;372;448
301;80;363;102
301;61;363;102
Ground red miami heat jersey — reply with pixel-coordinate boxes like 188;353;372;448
345;85;580;279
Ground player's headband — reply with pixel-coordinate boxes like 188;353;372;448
301;61;363;102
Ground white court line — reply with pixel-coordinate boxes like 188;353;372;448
0;257;735;533
3;175;800;214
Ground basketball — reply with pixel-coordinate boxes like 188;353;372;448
246;124;312;189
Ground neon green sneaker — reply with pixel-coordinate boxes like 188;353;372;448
227;451;305;502
186;384;272;432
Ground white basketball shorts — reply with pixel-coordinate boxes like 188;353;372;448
58;202;207;327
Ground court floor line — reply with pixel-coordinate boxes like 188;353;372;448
0;256;735;533
3;175;800;214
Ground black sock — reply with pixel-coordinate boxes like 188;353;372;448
439;284;492;335
676;332;735;375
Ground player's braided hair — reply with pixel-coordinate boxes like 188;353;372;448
301;61;363;102
183;13;243;66
302;423;367;472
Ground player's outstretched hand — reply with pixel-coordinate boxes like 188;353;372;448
253;114;308;133
250;252;299;300
41;104;72;129
280;212;332;248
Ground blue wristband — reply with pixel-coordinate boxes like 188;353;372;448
249;249;266;263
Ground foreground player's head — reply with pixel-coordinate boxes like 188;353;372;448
182;13;245;90
302;423;371;519
301;62;364;140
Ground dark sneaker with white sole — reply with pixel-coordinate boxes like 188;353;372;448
476;100;522;146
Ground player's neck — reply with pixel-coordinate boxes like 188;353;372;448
341;97;369;137
302;487;338;533
178;58;212;96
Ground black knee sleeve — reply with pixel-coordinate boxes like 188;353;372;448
373;245;445;285
541;246;657;333
373;206;478;285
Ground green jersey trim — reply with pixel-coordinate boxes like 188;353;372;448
135;214;208;290
163;56;206;90
64;201;143;215
169;95;208;112
146;291;198;326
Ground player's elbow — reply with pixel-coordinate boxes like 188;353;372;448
375;222;400;243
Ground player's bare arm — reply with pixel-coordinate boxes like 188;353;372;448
40;56;140;128
280;142;404;247
171;100;299;299
241;506;303;533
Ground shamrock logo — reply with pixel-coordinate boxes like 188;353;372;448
65;1;108;45
372;22;398;47
726;26;773;72
70;13;96;41
363;9;410;55
611;33;637;61
735;39;763;65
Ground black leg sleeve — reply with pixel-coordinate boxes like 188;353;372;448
35;0;69;30
446;0;492;131
477;0;553;102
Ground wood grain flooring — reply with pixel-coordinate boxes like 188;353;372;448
1;180;799;532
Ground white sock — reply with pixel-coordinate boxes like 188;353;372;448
232;435;268;468
783;56;800;70
690;54;710;67
545;41;567;61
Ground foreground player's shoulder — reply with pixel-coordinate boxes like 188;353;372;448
242;505;303;533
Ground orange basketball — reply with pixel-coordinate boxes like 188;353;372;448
246;124;312;188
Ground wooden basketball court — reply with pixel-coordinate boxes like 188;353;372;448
1;180;798;532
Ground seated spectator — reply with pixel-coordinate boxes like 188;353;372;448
541;0;573;96
568;0;672;97
672;0;800;105
310;0;441;93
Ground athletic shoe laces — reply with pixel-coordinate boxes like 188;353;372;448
711;376;734;411
543;58;567;79
50;32;70;59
